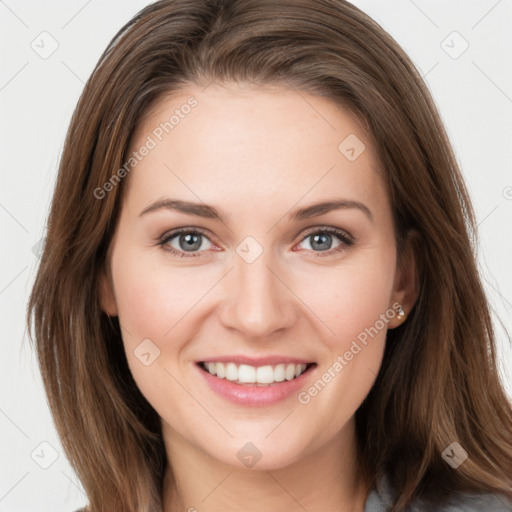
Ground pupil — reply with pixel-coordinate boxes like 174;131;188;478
180;233;201;251
311;233;331;251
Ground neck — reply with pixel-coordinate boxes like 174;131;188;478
162;418;369;512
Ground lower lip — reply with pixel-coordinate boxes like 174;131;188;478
196;363;316;407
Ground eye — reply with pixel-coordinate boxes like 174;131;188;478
157;226;354;259
158;228;214;257
296;227;353;257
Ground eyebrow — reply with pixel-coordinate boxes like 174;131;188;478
139;198;373;223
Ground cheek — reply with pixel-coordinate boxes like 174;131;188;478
111;249;204;343
307;249;396;350
294;249;395;431
109;249;200;409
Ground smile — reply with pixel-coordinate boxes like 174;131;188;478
200;361;313;386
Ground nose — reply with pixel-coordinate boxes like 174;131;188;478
219;250;298;340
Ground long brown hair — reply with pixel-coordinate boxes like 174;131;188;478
26;1;512;511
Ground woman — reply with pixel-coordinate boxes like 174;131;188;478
27;0;512;511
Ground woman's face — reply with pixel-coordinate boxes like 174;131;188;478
100;82;415;470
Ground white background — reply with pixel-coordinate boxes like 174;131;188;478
1;1;511;511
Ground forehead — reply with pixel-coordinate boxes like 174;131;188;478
124;82;387;220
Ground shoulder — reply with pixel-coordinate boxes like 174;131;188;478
364;473;512;511
439;492;512;511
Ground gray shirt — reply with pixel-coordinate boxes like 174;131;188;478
72;475;512;511
73;486;512;511
364;473;512;511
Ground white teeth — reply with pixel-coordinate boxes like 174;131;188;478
216;362;226;378
202;361;309;385
238;364;256;383
285;364;295;381
256;365;275;384
274;364;286;382
225;362;238;381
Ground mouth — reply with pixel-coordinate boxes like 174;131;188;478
197;361;317;386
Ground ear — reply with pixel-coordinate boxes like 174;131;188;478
387;230;420;329
98;265;118;317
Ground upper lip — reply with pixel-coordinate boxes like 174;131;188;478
197;355;315;366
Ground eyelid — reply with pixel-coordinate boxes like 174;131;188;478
298;225;353;242
158;226;213;242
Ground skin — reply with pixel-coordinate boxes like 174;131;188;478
100;82;417;512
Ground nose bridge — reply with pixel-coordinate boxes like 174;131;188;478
220;245;296;338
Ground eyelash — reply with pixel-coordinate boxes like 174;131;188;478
157;226;354;259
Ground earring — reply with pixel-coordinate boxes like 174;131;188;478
396;305;405;321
